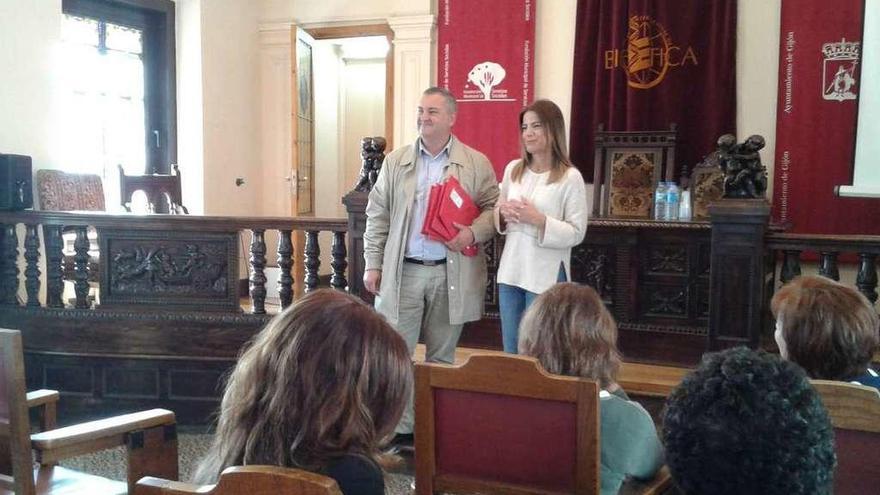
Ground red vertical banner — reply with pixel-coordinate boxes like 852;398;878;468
773;0;880;234
438;0;536;179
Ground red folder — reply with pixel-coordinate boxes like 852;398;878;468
419;176;480;256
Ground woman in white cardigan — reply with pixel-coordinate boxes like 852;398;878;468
494;99;588;353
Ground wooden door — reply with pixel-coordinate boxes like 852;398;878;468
290;26;315;297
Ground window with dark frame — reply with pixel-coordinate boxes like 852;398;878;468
60;0;176;178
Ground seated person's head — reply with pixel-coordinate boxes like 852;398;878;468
519;282;621;388
663;347;835;495
196;289;411;481
771;274;879;380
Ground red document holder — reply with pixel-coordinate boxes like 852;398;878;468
422;183;449;241
437;177;480;257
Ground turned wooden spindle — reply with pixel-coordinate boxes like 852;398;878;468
779;250;802;285
1;223;19;305
856;252;878;304
330;231;348;291
304;231;320;293
249;229;267;315
818;251;840;281
24;224;41;307
277;229;294;309
43;225;64;308
72;226;91;309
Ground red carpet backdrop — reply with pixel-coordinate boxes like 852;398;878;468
438;0;536;179
569;0;737;182
773;0;879;234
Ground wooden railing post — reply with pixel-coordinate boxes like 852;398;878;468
1;223;19;305
73;226;90;309
43;225;64;308
24;224;41;307
277;229;294;309
342;191;370;303
330;231;348;291
856;253;878;304
249;229;267;315
303;231;320;293
708;200;771;351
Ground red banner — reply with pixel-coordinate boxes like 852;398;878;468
438;0;536;179
773;0;880;234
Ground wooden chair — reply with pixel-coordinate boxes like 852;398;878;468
414;353;671;495
119;165;188;214
135;466;342;495
591;125;677;219
811;380;880;495
0;328;179;494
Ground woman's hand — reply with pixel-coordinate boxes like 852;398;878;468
498;199;521;224
512;198;545;227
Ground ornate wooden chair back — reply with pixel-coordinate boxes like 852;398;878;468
414;353;600;495
119;165;187;214
812;380;880;495
135;465;342;495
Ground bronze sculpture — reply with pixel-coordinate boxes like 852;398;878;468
353;136;387;192
716;134;768;199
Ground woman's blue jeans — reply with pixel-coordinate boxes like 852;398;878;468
498;264;567;353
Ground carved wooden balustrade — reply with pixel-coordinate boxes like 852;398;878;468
0;211;349;312
765;233;880;304
0;210;348;424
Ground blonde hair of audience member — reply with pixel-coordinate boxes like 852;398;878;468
519;282;622;389
195;289;412;482
771;274;879;381
510;99;573;185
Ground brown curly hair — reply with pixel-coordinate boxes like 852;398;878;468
195;289;411;482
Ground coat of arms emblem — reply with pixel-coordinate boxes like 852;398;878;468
822;38;860;102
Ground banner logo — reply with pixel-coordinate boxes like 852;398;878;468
821;38;860;102
462;61;511;101
604;15;698;90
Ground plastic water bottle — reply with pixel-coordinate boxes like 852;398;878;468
679;190;692;221
654;182;667;220
665;183;680;221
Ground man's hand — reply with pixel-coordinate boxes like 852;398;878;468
445;223;475;252
364;269;382;294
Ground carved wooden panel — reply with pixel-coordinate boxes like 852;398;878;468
645;245;688;274
99;228;239;311
482;237;502;314
642;283;687;317
607;150;660;218
571;244;615;305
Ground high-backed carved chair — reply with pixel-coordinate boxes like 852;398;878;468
811;380;880;495
119;165;188;214
0;328;179;494
414;353;671;495
135;466;342;495
591;125;677;219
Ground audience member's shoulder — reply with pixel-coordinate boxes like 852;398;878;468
323;454;384;495
600;390;653;422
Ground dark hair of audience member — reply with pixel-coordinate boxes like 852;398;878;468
662;347;836;495
771;274;879;380
518;282;621;388
195;289;412;482
510;99;573;185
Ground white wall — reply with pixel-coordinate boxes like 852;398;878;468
0;0;62;169
342;59;386;201
313;41;343;218
260;0;431;24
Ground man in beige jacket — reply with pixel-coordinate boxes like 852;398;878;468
364;87;499;439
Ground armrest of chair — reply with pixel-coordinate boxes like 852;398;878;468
31;408;175;464
135;477;201;495
26;389;59;431
620;466;673;495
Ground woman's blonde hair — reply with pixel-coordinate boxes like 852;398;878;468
510;99;573;185
195;289;411;482
771;275;879;380
519;282;621;388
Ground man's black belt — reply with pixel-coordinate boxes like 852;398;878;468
404;257;447;266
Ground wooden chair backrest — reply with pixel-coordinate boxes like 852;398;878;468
35;169;105;212
591;124;678;218
0;329;36;494
415;353;600;495
119;164;186;214
135;465;342;495
811;379;880;495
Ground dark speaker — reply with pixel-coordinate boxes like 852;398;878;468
0;154;33;210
